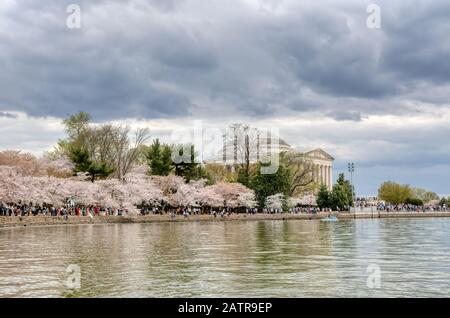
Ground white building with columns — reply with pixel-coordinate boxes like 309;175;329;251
204;133;334;190
302;148;334;191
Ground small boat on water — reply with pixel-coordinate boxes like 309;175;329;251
321;215;338;222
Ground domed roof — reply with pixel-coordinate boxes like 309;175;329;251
204;133;294;164
257;136;293;152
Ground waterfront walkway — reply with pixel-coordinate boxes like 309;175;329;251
2;211;450;228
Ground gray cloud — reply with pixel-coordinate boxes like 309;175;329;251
326;111;362;122
3;0;449;121
1;0;450;194
0;112;18;119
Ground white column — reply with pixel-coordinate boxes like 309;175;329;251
328;166;332;189
314;164;318;183
312;164;315;183
319;165;323;184
328;165;332;190
322;165;326;185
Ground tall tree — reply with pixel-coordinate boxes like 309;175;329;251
281;152;315;196
412;187;439;204
378;181;413;204
173;144;200;182
62;111;90;141
115;127;150;181
333;173;353;206
56;112;150;181
68;146;114;182
330;183;351;210
249;161;291;209
160;145;173;175
146;139;173;176
316;184;331;209
69;147;92;173
227;123;259;184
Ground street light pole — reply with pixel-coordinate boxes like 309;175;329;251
348;162;355;202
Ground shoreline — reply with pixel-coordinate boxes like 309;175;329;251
1;211;450;229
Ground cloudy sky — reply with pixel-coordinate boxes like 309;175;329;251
1;0;450;196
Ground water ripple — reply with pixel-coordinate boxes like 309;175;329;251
0;219;450;297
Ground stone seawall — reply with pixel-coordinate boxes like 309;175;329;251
1;212;450;229
338;211;450;219
0;213;327;229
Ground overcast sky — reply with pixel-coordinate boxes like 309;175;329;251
1;0;450;196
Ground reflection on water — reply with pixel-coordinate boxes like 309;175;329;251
0;218;450;297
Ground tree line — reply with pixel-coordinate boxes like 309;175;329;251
378;181;441;206
51;112;354;210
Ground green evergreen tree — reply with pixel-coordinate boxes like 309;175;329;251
147;139;162;174
87;162;115;183
146;139;174;176
439;197;449;207
334;173;353;207
69;146;114;182
330;183;350;210
160;145;173;175
237;167;251;187
173;144;200;182
146;141;211;183
316;184;331;209
69;147;92;173
249;162;291;209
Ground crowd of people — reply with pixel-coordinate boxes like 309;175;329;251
353;197;450;212
354;197;381;208
376;203;450;212
0;202;129;217
288;207;333;214
1;200;330;217
2;199;450;218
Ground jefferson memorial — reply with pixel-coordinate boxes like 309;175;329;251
205;133;334;191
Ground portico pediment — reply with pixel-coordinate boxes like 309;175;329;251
303;148;335;161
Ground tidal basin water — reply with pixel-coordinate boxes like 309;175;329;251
1;218;450;297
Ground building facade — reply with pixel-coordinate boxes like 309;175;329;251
302;148;334;191
205;133;334;191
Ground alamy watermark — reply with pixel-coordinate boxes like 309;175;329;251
66;4;82;29
170;121;281;175
367;4;382;29
66;264;81;289
366;264;381;289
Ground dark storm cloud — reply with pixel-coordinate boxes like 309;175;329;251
1;0;450;121
380;0;450;85
1;0;450;194
265;7;399;99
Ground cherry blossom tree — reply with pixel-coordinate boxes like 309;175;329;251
298;194;317;206
0;150;74;178
195;186;224;211
1;163;257;214
0;166;30;203
266;193;284;210
210;182;256;208
151;174;185;208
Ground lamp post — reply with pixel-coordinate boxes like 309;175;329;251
348;162;355;202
